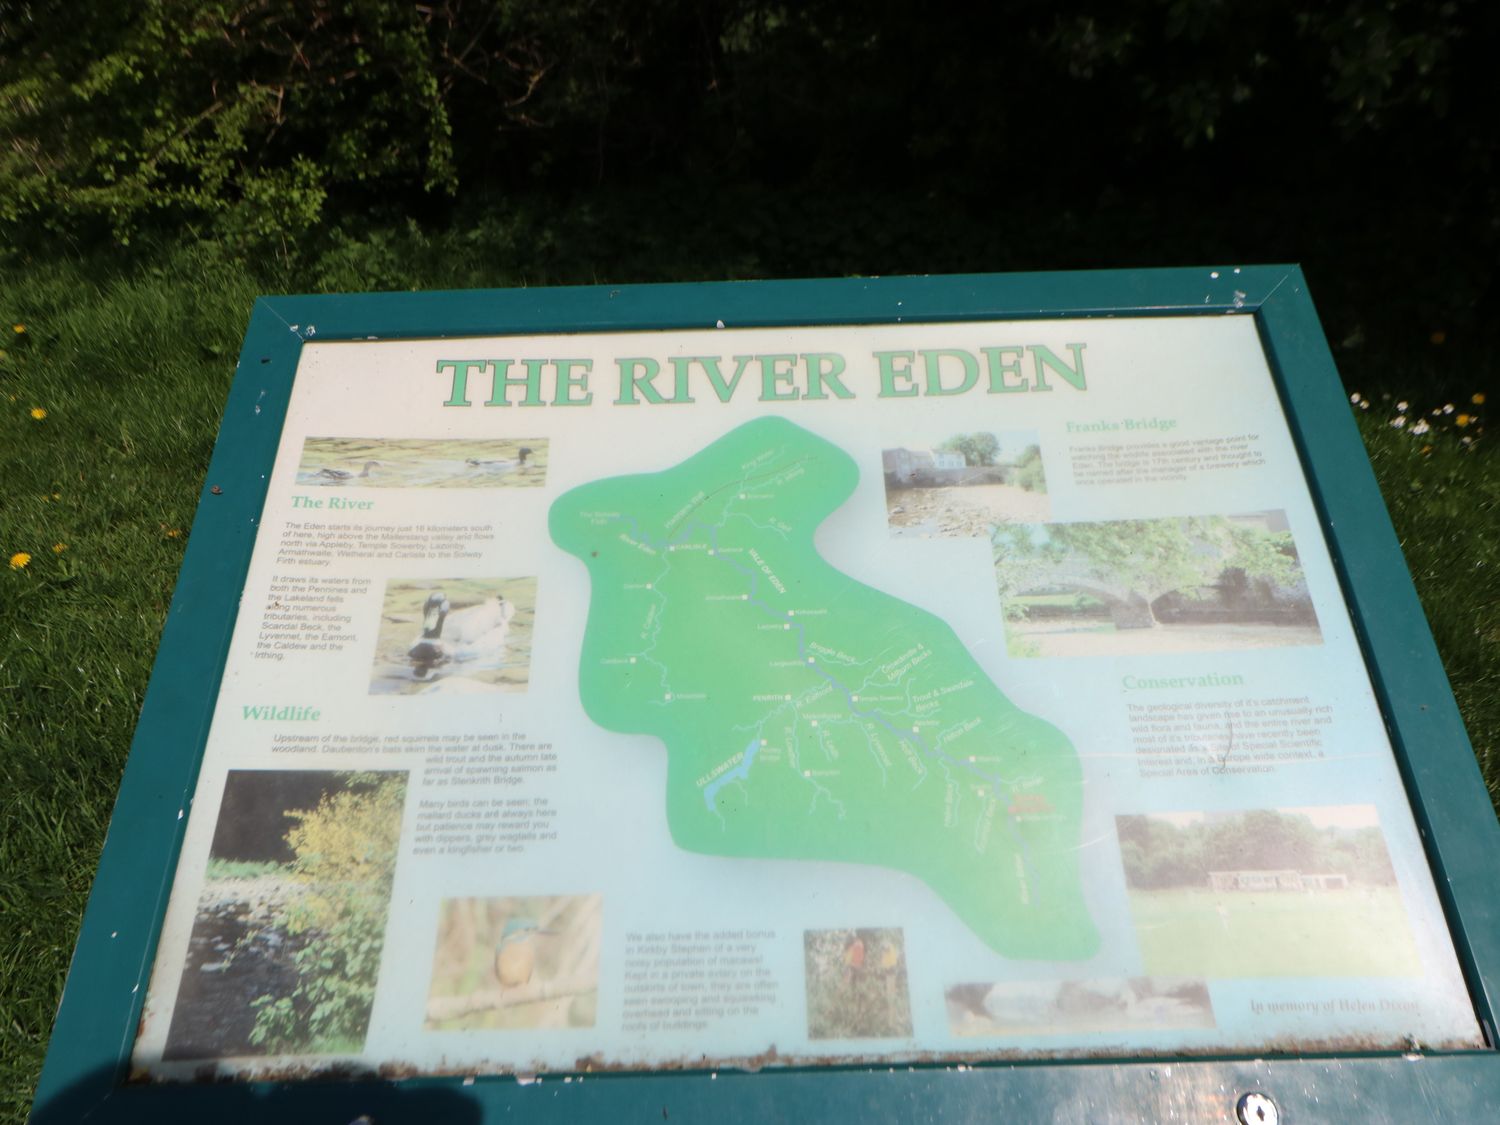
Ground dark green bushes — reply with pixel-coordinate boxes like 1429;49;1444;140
3;1;1491;251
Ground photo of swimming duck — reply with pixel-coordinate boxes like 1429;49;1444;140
311;460;381;481
369;577;535;695
465;448;533;474
407;591;516;679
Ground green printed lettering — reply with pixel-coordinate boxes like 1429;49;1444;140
616;357;667;405
667;357;698;404
436;358;486;407
1029;344;1087;391
922;349;979;396
983;346;1028;393
701;355;753;403
803;353;853;400
554;358;594;406
758;354;800;401
485;359;546;407
875;351;919;397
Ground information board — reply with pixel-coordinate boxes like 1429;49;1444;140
122;312;1479;1079
36;270;1500;1123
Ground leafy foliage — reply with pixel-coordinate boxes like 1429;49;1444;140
0;0;697;243
1117;810;1399;890
203;858;284;881
247;771;406;1054
803;928;911;1040
937;432;1000;467
1013;444;1047;493
3;0;1492;249
993;516;1303;623
1038;0;1475;145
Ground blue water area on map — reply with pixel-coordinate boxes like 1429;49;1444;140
703;738;761;810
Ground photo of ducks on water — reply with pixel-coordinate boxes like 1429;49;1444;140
296;436;547;489
371;576;536;694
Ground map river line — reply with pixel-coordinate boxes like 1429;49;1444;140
550;417;1097;959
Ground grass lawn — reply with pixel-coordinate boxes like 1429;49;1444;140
0;236;1494;1117
1128;887;1422;978
202;859;284;881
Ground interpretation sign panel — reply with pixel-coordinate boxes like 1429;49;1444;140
129;315;1481;1080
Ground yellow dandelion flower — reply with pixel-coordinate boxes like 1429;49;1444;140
30;406;46;420
52;542;67;554
1475;393;1487;405
9;551;31;570
11;324;24;335
1457;414;1471;427
166;528;182;539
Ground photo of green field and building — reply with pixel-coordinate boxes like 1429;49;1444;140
1116;807;1420;978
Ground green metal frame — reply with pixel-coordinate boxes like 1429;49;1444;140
31;267;1500;1123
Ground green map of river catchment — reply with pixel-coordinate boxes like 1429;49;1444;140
549;418;1097;959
